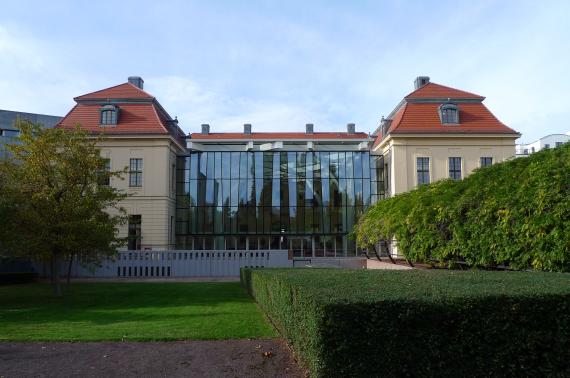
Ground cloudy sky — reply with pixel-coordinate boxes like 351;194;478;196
0;0;569;143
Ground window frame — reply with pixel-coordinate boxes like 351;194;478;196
480;156;493;168
99;158;111;186
438;103;459;124
129;158;143;187
100;105;119;126
128;215;142;250
448;157;462;180
416;157;430;186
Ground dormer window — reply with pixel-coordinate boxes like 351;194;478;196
100;104;119;126
439;103;459;124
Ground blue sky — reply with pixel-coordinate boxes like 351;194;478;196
0;1;569;143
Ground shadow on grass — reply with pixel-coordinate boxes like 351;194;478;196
0;282;275;340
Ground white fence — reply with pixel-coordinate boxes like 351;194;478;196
34;250;291;278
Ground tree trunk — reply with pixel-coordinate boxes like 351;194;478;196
51;253;62;297
66;254;74;286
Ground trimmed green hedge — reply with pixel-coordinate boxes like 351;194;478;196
355;142;570;271
0;272;38;285
242;268;570;377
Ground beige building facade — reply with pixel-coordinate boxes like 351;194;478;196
56;76;186;251
375;134;517;195
372;77;520;197
56;76;520;253
99;136;185;250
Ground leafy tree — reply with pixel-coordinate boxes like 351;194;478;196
0;120;128;296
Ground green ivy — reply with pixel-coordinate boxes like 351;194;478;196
355;143;570;271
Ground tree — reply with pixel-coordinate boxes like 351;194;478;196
0;120;128;296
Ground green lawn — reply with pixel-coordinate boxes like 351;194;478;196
0;282;276;341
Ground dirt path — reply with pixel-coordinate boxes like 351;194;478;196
0;339;305;378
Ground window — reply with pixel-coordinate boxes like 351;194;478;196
449;157;462;180
100;105;119;125
1;129;20;137
439;103;459;124
129;158;143;187
544;144;550;149
128;215;142;250
99;158;111;186
556;142;563;148
480;157;493;168
531;147;535;153
416;157;430;186
171;163;176;193
523;149;529;155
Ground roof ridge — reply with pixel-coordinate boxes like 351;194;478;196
404;82;484;100
389;102;408;134
149;102;170;134
74;82;154;101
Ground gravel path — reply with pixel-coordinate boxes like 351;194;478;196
0;339;305;378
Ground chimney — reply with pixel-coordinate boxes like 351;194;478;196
347;123;355;134
201;124;210;135
244;123;252;134
128;76;144;89
306;123;314;134
414;76;430;90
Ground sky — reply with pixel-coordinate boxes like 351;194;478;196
0;1;569;143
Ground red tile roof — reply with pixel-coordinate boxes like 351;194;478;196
190;132;370;140
74;83;154;101
389;103;516;134
57;103;171;135
56;81;185;146
373;82;519;147
405;82;485;100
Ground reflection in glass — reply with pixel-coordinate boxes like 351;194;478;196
175;151;382;255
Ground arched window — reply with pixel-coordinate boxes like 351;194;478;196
439;103;459;124
100;104;119;125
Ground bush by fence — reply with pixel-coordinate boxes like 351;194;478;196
355;143;570;271
242;268;570;377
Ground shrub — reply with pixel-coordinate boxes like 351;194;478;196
242;268;570;377
355;143;570;271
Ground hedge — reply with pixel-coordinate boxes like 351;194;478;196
242;268;570;377
355;142;570;271
0;272;38;285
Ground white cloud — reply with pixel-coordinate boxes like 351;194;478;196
148;75;335;134
0;24;89;116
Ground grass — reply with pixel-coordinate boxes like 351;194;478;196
0;282;276;341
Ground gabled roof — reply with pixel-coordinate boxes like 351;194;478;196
190;131;370;141
405;82;485;100
74;83;154;101
373;81;519;148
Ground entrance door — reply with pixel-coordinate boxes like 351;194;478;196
290;237;312;257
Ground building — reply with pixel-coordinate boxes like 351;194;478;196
55;76;517;257
56;77;186;250
176;123;381;257
516;133;570;156
0;109;62;160
372;77;520;195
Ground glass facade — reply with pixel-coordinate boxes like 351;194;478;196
176;151;384;256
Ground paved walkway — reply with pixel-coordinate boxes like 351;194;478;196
0;340;304;378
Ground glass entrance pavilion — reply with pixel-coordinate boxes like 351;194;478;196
176;149;385;256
